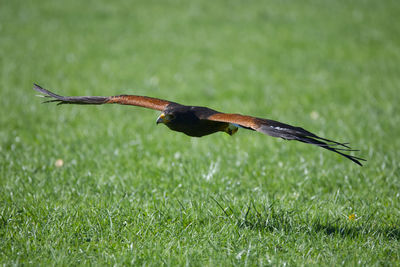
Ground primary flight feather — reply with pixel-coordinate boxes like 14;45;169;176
33;84;365;166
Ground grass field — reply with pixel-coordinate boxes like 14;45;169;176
1;0;400;265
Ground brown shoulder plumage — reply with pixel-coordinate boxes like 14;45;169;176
206;113;259;129
106;95;172;111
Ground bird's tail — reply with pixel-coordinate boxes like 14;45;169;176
33;84;108;105
258;119;366;166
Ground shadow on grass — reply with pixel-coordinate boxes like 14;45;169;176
211;197;400;241
309;220;400;241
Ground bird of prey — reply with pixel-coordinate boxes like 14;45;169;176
33;84;365;166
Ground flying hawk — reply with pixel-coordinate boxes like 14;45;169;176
33;84;365;166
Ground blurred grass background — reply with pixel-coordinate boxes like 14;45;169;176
1;0;399;265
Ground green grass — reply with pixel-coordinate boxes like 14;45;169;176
1;0;400;265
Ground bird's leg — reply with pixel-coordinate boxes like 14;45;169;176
224;123;239;136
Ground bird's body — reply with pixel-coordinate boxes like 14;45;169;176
160;104;235;137
33;84;365;166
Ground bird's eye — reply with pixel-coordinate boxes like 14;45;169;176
166;114;175;121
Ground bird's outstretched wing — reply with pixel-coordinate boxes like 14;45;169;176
33;83;365;166
33;84;175;111
206;113;366;166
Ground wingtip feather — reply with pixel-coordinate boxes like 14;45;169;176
257;121;366;166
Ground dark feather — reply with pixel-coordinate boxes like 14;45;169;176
33;84;108;105
257;119;366;166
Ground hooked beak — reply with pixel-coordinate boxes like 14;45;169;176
156;113;166;124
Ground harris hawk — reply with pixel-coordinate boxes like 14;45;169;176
33;84;365;166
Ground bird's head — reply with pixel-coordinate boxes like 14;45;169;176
156;112;175;125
